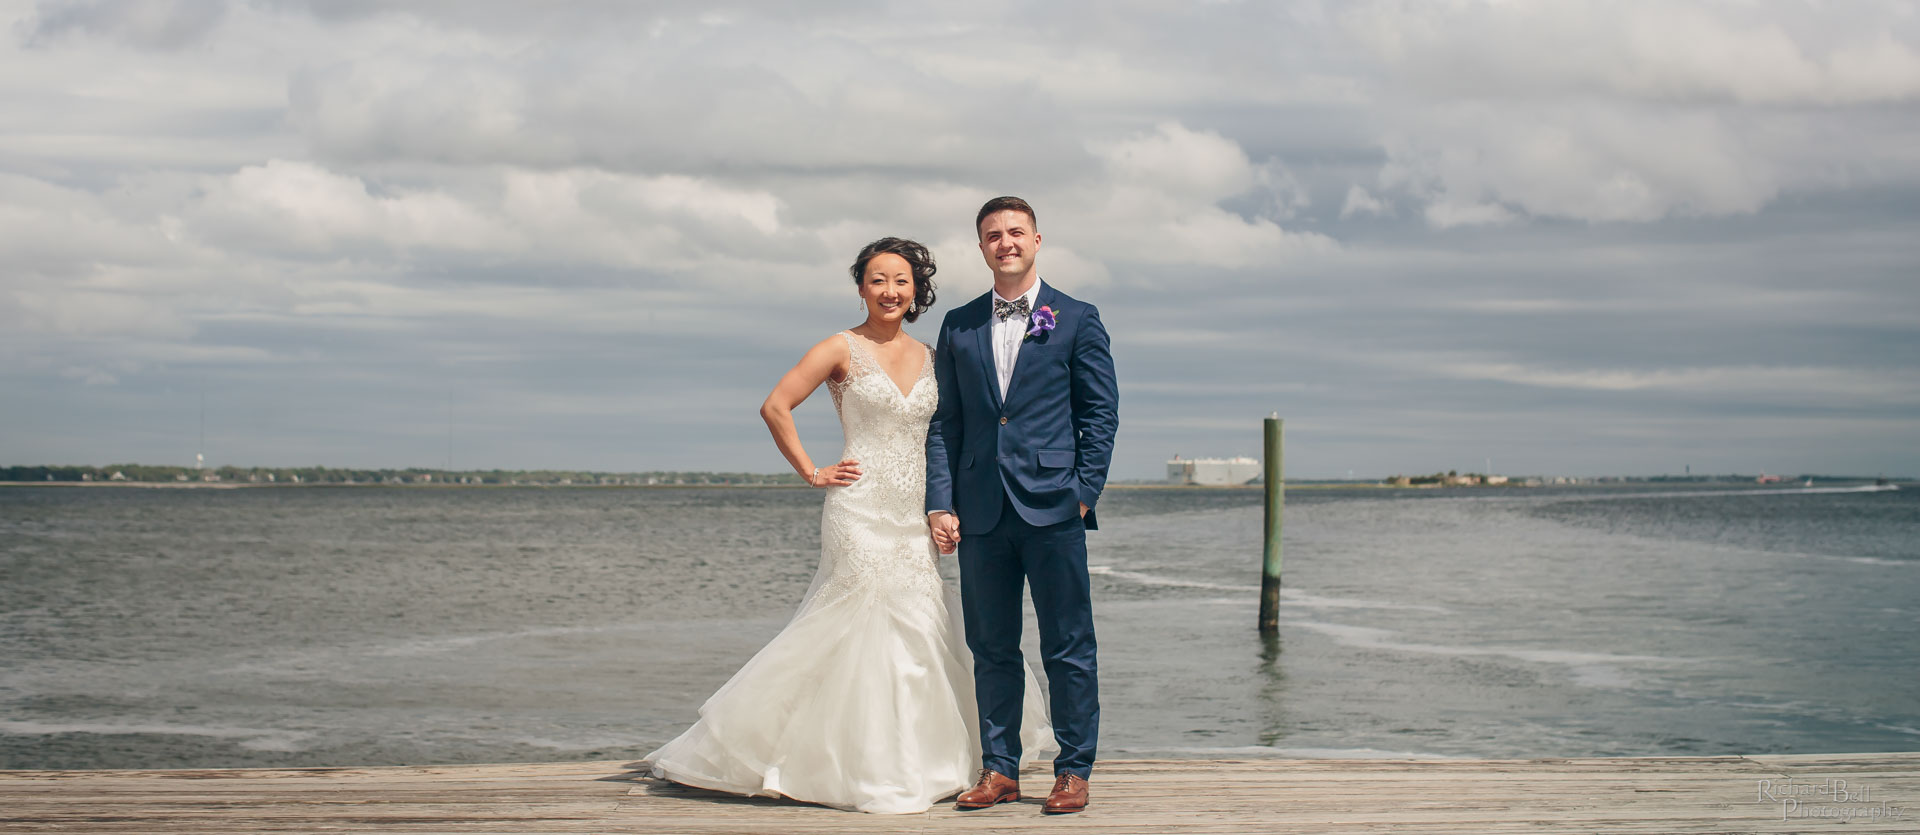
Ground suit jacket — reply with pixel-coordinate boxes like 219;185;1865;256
925;280;1118;535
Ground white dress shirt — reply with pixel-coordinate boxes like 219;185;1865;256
989;279;1042;401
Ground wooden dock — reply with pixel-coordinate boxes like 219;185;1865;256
3;753;1914;833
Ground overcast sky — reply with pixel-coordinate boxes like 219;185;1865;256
3;0;1916;480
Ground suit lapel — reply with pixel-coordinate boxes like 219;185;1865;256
973;295;1003;412
1000;281;1055;410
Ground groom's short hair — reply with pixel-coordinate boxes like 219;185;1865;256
976;196;1036;237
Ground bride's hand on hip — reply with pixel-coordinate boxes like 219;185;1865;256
811;459;862;487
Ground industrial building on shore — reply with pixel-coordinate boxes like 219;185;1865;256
1167;455;1262;486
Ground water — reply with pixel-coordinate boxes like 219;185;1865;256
1;483;1915;769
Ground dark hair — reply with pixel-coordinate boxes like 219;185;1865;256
849;237;938;323
975;195;1036;237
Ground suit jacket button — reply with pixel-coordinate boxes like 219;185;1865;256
999;416;1008;425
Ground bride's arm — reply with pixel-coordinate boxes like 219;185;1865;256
761;336;862;487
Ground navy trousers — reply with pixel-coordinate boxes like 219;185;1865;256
958;492;1100;779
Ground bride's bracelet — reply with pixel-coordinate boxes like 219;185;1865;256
810;466;821;486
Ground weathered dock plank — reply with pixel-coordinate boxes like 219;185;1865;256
2;753;1913;833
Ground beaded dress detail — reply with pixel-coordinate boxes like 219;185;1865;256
645;331;1055;815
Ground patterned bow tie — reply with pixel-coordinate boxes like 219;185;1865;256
993;297;1031;322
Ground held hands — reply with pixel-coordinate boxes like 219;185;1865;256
810;459;862;487
929;511;960;554
928;505;1082;553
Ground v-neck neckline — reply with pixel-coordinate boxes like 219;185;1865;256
844;331;928;400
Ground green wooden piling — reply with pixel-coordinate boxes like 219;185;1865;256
1259;415;1283;634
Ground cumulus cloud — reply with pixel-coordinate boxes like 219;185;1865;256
1343;0;1920;105
1;0;1916;477
191;160;505;255
1340;185;1388;219
21;0;226;50
0;173;191;278
178;160;818;282
1380;102;1783;224
1095;122;1262;201
1075;122;1335;267
279;16;1092;183
1348;0;1920;225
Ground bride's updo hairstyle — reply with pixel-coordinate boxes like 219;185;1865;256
849;237;938;323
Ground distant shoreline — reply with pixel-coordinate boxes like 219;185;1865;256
0;481;789;489
5;480;1892;491
0;480;1404;490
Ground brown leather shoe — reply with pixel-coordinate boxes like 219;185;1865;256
954;769;1020;809
1043;773;1089;814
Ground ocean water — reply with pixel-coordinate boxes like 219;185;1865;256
1;482;1914;769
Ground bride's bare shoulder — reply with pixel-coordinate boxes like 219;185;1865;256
809;330;854;353
790;331;853;382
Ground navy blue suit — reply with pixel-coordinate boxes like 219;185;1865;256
925;280;1117;779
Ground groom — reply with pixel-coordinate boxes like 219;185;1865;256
926;196;1118;814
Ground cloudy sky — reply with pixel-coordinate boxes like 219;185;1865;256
3;0;1916;480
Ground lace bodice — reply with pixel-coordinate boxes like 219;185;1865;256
804;331;941;609
826;331;937;469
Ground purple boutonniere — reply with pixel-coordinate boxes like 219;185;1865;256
1026;305;1057;339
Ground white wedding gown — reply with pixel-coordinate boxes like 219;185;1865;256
645;331;1055;814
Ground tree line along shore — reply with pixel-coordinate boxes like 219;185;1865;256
2;464;1899;489
0;464;804;487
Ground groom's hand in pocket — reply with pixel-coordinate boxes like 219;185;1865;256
929;511;960;554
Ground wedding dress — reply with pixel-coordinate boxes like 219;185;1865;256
645;331;1055;814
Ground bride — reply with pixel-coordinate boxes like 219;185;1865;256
644;237;1055;814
